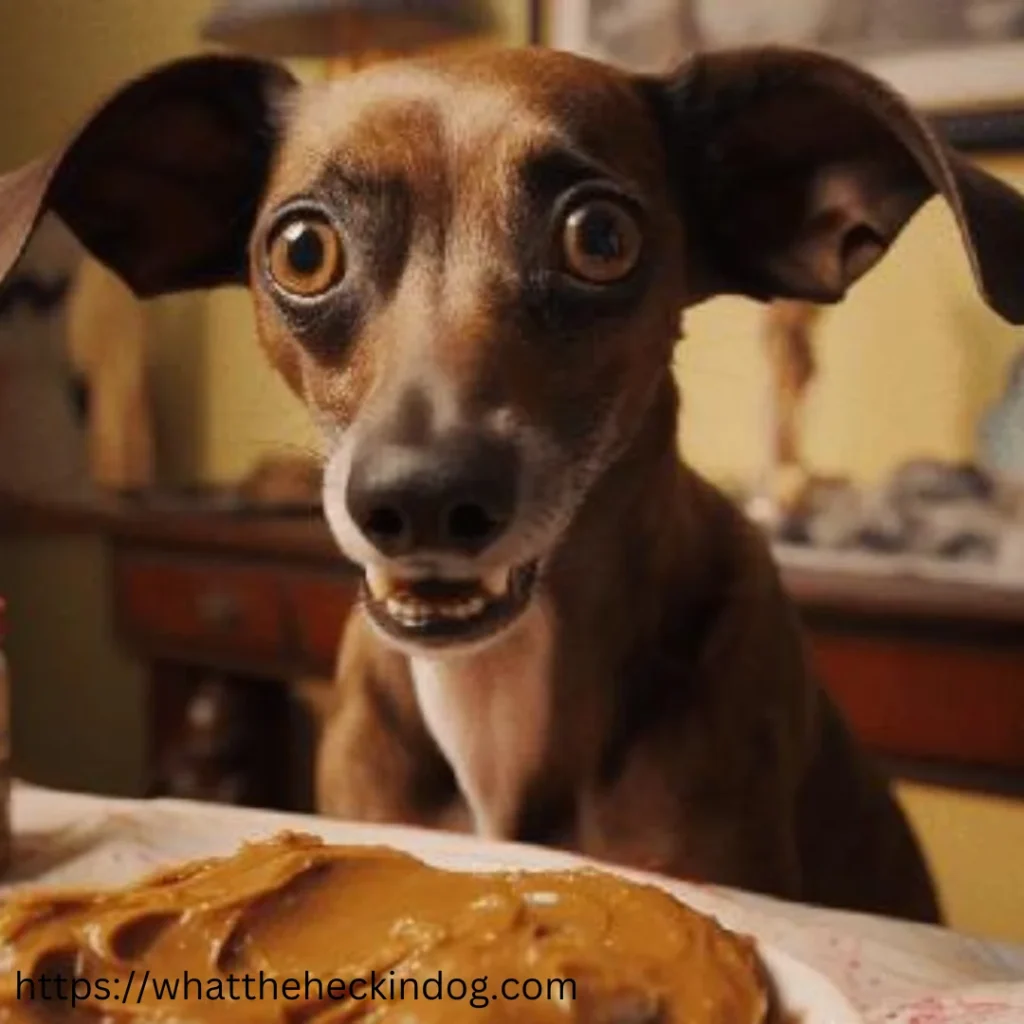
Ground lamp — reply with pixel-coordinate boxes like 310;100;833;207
201;0;495;64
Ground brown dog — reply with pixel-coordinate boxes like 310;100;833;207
4;44;1024;924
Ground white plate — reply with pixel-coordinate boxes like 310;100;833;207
95;799;864;1024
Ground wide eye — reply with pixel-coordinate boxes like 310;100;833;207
266;213;345;297
562;199;642;284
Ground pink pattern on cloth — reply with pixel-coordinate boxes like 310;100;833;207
866;989;1024;1024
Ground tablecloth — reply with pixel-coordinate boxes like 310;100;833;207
4;782;1023;1023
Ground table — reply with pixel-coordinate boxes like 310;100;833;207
4;781;1024;1024
3;494;1023;808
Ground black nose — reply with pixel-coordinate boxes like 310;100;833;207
346;433;518;558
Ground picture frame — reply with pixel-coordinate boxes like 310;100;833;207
532;0;1024;153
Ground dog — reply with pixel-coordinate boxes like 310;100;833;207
4;42;1024;925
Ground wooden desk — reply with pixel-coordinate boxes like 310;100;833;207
783;563;1024;796
4;496;1023;807
2;495;359;810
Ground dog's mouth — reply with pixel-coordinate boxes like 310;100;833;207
360;562;539;648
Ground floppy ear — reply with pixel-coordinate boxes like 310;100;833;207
0;54;298;298
641;46;1024;323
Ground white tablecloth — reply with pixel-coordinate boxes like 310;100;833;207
4;782;1024;1023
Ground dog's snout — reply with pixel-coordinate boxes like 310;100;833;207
346;434;518;558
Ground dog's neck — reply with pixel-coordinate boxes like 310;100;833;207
410;599;554;839
411;374;696;841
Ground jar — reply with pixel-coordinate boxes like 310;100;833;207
0;599;10;874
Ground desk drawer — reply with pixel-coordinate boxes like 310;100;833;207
809;631;1024;770
114;553;288;663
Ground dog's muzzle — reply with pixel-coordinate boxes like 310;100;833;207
341;430;539;647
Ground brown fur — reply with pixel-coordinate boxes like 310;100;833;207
319;380;936;917
6;44;1024;924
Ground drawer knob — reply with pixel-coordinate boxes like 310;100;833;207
195;590;242;630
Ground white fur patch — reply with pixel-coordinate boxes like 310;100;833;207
410;600;553;839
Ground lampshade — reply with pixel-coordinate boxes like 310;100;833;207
201;0;494;59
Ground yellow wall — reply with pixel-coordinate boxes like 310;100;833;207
1;1;1022;943
898;783;1024;944
677;160;1024;489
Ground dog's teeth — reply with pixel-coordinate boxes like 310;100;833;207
482;569;509;597
385;597;416;621
386;598;434;628
454;597;484;619
384;592;490;628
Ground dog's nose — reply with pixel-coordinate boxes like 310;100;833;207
346;434;518;558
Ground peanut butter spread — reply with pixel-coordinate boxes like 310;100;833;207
0;832;771;1023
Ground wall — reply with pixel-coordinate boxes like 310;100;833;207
898;782;1024;944
0;0;1022;943
677;158;1024;489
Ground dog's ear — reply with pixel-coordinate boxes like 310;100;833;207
0;54;297;298
642;46;1024;323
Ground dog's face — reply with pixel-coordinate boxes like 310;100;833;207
249;51;685;652
3;45;1024;655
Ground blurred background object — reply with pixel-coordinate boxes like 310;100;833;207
979;347;1024;486
746;299;825;532
549;0;1024;112
201;0;494;62
66;257;156;493
0;217;92;503
238;453;323;508
690;0;833;47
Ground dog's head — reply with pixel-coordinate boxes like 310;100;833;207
4;45;1024;653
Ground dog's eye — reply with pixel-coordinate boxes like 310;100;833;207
267;214;345;297
562;200;641;284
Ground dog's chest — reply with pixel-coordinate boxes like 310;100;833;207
410;603;553;840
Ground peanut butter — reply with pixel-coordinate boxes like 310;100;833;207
0;833;771;1022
